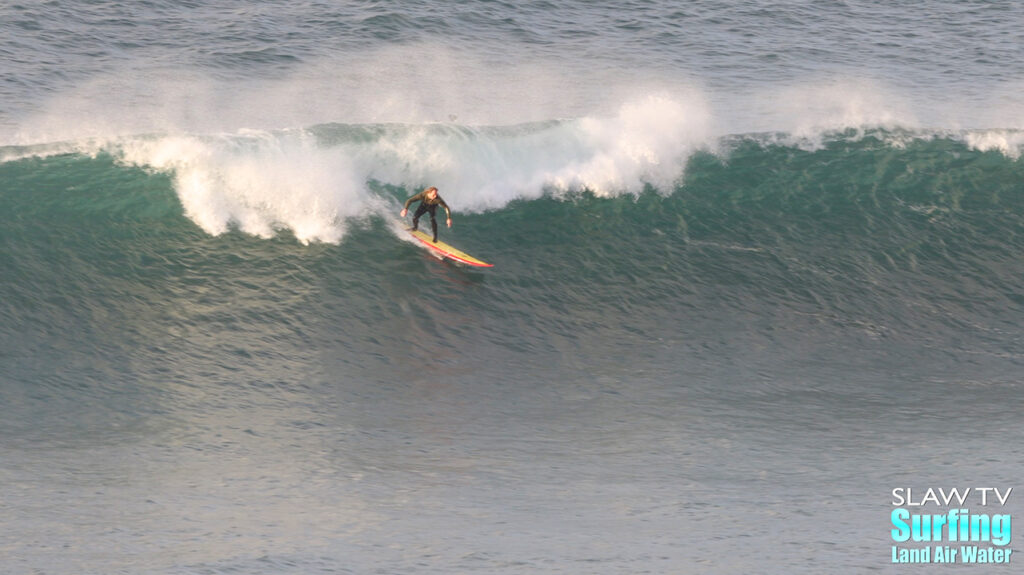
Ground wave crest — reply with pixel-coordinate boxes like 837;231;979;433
103;94;710;242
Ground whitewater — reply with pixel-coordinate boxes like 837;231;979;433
7;88;1023;245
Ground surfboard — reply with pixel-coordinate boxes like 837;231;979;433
406;228;493;268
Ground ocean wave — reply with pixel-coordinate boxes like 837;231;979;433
2;121;1022;371
28;94;710;243
3;91;1022;246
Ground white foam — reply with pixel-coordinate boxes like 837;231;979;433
963;130;1024;159
543;93;713;196
117;131;370;244
6;43;1023;243
80;82;1024;245
102;91;710;242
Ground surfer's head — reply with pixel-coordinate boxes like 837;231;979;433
425;186;438;199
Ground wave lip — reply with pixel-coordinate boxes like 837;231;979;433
5;87;1023;246
85;94;711;243
963;129;1024;159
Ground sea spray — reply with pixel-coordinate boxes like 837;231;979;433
101;94;712;241
115;130;369;243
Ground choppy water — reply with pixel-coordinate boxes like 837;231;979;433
2;2;1023;573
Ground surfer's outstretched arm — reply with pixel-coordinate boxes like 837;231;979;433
400;191;426;218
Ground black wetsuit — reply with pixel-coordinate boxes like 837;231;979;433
404;191;451;242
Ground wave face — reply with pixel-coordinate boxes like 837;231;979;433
3;128;1023;388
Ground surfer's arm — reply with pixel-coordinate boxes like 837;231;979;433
403;192;425;210
401;191;425;216
441;201;452;226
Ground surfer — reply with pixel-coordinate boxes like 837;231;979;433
401;186;452;243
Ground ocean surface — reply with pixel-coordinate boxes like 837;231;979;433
2;1;1024;573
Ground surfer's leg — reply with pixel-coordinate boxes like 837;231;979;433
411;203;429;231
425;205;439;242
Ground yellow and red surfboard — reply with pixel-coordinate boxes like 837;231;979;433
407;228;493;268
